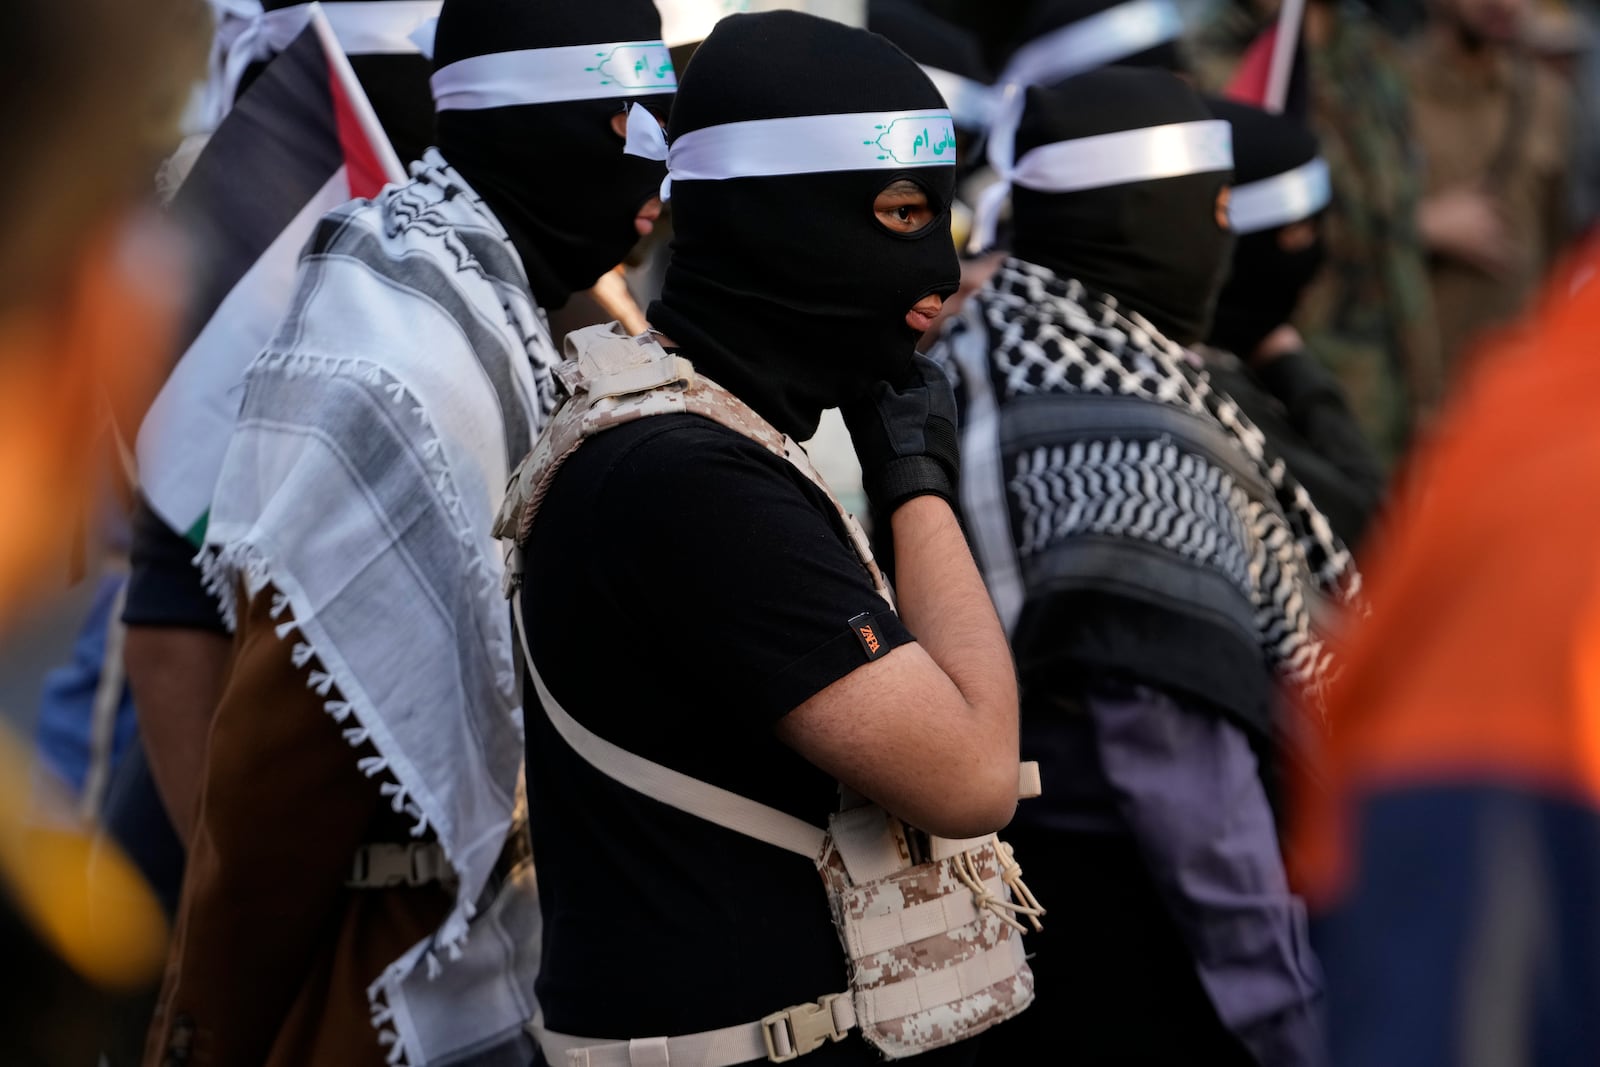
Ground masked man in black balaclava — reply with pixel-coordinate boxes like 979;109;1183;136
515;11;1023;1066
1201;98;1385;550
934;67;1362;1067
143;1;673;1064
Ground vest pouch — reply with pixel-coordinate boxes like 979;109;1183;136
819;817;1038;1059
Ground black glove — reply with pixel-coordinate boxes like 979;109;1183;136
841;353;961;517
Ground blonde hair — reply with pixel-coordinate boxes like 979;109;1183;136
0;0;210;311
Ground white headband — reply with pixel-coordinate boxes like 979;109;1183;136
431;41;677;110
920;65;998;131
1000;0;1184;89
624;104;957;200
199;1;441;131
1228;157;1330;234
971;84;1231;252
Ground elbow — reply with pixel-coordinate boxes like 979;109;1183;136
912;759;1020;839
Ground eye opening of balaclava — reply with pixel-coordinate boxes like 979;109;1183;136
429;0;674;311
977;67;1235;346
1002;0;1187;89
1204;97;1329;359
871;173;955;241
637;10;961;442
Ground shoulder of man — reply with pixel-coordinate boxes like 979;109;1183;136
572;413;820;504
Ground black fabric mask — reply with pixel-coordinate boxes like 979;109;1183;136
431;0;671;310
1010;69;1233;345
1204;98;1326;358
868;0;991;86
248;2;435;164
648;11;959;441
347;54;436;166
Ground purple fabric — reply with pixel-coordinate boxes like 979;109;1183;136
1085;681;1326;1067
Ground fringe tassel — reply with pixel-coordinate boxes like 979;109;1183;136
202;354;514;1027
380;780;409;813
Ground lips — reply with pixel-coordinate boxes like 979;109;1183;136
905;307;938;332
635;197;663;237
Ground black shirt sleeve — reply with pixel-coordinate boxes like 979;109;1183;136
574;417;913;723
122;498;228;633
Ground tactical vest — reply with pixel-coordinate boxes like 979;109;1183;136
495;323;1042;1067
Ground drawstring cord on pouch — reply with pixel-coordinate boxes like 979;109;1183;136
952;838;1045;935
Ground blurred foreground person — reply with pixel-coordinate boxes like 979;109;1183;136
1408;0;1573;375
0;0;206;1062
501;11;1032;1065
1295;251;1600;1067
937;68;1359;1066
1203;98;1385;549
143;0;674;1063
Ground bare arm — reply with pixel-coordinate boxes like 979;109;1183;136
776;495;1020;838
124;625;231;845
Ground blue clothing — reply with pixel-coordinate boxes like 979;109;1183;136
1320;784;1600;1067
981;679;1325;1066
34;573;137;796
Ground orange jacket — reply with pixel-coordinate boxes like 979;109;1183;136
1293;240;1600;907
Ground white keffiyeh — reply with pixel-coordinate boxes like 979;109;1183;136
201;150;557;1065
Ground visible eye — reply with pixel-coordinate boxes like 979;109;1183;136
874;179;937;234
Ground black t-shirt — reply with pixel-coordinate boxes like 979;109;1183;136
521;415;975;1064
122;497;228;633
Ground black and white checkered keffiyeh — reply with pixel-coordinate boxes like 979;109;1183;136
933;257;1360;720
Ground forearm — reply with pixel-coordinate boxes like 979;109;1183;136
124;626;232;845
890;497;1019;756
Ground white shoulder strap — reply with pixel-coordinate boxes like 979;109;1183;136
513;595;828;861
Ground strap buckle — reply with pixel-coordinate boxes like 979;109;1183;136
761;994;848;1063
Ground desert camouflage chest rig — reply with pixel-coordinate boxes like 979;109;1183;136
496;324;1042;1067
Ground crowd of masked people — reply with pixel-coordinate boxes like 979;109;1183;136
6;0;1600;1065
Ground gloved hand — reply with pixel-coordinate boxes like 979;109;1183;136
841;353;961;517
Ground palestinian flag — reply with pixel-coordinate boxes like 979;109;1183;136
137;10;406;546
1225;0;1309;117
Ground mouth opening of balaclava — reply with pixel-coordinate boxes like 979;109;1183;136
1003;0;1187;88
430;0;673;310
646;10;960;441
245;1;436;165
1204;97;1328;359
1005;67;1234;346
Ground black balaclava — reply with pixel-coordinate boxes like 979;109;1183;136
1205;98;1326;358
432;0;672;310
1009;68;1233;345
244;2;436;164
1012;0;1185;81
868;0;992;94
648;11;960;441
